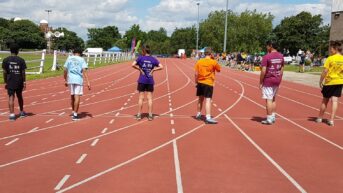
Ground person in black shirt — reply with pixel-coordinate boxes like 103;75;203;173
2;43;27;121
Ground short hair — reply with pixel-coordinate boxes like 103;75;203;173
204;47;212;56
330;41;342;53
143;45;151;55
73;48;83;55
266;40;279;50
10;43;20;55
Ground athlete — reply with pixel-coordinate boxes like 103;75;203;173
132;45;163;121
316;41;343;126
64;48;91;121
2;43;27;121
259;41;284;125
194;47;221;124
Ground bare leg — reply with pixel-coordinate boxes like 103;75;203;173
8;95;15;114
71;95;75;112
318;97;329;119
73;95;80;114
272;97;276;115
147;92;153;115
266;99;274;116
197;96;204;113
138;92;144;115
330;97;339;122
205;98;212;116
17;92;24;112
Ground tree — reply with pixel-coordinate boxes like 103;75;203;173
170;26;197;56
273;11;328;55
124;24;147;50
145;28;170;54
87;25;121;49
52;27;84;51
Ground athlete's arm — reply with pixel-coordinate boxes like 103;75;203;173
22;69;26;90
132;61;144;74
83;68;91;90
319;68;328;89
64;69;68;87
259;66;267;89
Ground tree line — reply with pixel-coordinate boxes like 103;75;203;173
0;10;330;56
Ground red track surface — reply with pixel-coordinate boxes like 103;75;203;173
0;59;342;193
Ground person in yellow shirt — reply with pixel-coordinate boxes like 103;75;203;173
316;41;343;126
194;47;221;124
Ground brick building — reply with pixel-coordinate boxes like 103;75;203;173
330;0;343;42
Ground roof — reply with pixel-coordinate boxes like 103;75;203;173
40;19;48;24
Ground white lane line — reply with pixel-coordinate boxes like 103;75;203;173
5;138;19;146
128;99;131;102
80;102;84;105
0;112;7;115
59;112;65;116
172;129;176;135
169;99;172;103
173;140;184;193
218;108;223;112
213;104;217;107
28;127;39;133
52;95;56;97
76;154;88;164
31;101;37;105
169;108;173;111
171;120;175;125
85;98;90;101
101;128;108;134
92;95;96;98
109;119;115;124
170;113;174;118
120;107;124;110
91;139;99;147
115;112;120;117
225;114;307;193
124;103;128;106
42;98;47;101
46;119;54;124
54;175;71;191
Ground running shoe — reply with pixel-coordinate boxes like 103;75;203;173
148;114;154;121
195;114;202;120
72;115;80;121
261;119;273;125
327;120;334;126
205;118;218;124
19;111;27;118
9;114;16;121
315;118;322;123
135;114;142;121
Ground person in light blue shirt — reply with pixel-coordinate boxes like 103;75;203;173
64;48;91;121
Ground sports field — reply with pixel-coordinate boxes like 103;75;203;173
0;59;342;193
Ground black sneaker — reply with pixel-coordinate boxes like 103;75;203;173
195;114;202;120
9;115;16;121
135;114;142;121
19;111;27;118
72;115;80;121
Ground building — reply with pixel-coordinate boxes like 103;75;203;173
39;19;52;33
330;0;343;42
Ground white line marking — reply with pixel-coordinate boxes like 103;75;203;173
92;95;96;98
115;112;120;117
46;119;54;123
76;154;88;164
124;103;128;106
218;108;223;112
52;95;56;97
91;139;99;147
120;107;124;110
170;108;173;111
173;140;184;193
128;99;131;102
171;120;175;125
42;98;47;101
5;138;19;146
213;104;217;107
101;128;108;134
85;98;90;101
80;102;84;105
172;129;176;135
58;112;65;116
225;114;307;193
170;113;174;118
28;127;39;133
54;175;71;190
109;119;114;124
31;101;37;105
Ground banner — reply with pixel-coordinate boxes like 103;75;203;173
135;40;141;53
131;38;136;53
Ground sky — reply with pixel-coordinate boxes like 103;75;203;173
0;0;335;40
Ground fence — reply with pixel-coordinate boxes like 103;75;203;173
0;50;134;74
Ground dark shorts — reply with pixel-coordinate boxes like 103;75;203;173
321;84;343;98
137;83;154;92
196;83;214;98
7;87;23;97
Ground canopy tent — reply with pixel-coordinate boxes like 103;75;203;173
108;46;122;52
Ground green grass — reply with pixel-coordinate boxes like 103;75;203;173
0;52;130;84
283;64;323;74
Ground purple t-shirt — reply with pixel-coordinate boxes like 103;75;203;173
136;55;160;85
261;52;284;87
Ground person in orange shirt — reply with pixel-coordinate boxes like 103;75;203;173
194;47;221;124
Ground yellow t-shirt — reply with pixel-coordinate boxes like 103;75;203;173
324;54;343;85
194;58;221;86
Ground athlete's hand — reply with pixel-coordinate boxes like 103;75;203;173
23;82;26;91
149;70;154;76
140;69;144;75
259;84;263;90
319;82;323;89
87;82;91;90
4;84;8;90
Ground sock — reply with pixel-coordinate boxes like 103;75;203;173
73;112;77;116
206;114;211;120
10;113;15;117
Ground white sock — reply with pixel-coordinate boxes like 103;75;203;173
206;114;211;120
10;113;15;117
73;112;77;116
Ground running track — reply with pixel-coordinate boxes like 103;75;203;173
0;58;342;193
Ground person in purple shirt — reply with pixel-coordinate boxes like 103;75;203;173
132;45;163;121
259;41;284;125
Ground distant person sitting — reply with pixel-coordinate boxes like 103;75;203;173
2;43;27;121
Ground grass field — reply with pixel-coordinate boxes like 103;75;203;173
283;64;324;73
0;52;129;84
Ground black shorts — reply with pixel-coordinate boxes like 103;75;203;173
321;84;343;98
196;83;214;98
137;83;154;92
7;87;23;97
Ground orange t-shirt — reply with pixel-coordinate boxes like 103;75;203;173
194;58;221;86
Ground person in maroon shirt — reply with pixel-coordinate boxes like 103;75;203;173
259;41;284;125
